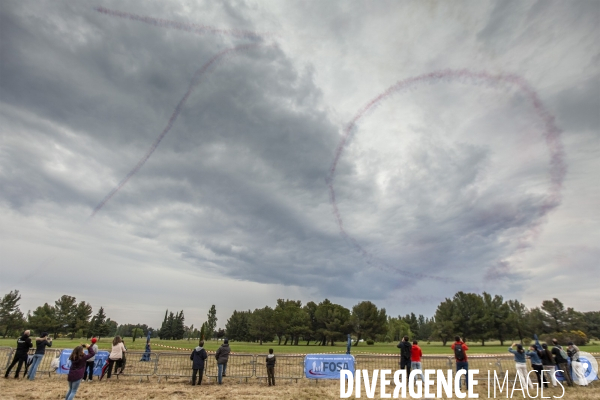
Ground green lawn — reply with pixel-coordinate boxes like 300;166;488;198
1;338;599;355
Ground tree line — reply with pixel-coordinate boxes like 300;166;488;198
1;289;597;346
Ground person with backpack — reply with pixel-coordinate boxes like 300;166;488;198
451;336;469;389
509;343;534;389
190;340;208;386
4;330;32;379
27;332;52;380
551;339;573;387
266;348;276;386
215;339;231;384
397;336;412;376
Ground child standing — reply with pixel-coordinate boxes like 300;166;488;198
266;348;276;386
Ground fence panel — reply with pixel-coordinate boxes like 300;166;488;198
118;351;158;379
355;354;401;373
155;352;195;380
255;354;304;381
462;356;503;381
0;347;13;371
205;353;255;380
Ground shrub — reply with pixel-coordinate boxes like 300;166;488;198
366;339;375;345
543;331;588;346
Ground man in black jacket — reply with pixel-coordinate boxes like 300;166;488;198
4;330;32;379
190;340;208;386
215;339;231;384
551;338;573;387
266;348;276;386
397;336;412;376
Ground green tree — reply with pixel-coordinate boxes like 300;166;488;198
386;317;412;342
0;290;25;337
541;298;566;332
54;295;77;338
433;298;455;345
132;327;144;342
70;301;92;339
506;300;530;341
582;312;600;339
303;301;319;345
451;292;485;343
28;303;57;336
481;293;510;346
89;307;110;339
207;305;217;340
315;299;352;346
401;313;419;340
226;310;251;341
351;301;387;345
248;306;275;345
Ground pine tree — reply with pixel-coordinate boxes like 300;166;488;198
207;305;217;340
89;307;110;339
0;290;25;337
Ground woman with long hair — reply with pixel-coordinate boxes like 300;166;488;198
539;343;558;387
526;345;545;388
64;344;95;400
509;343;533;389
106;335;126;380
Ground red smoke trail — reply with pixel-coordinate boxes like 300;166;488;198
94;7;274;40
328;69;566;281
90;44;265;218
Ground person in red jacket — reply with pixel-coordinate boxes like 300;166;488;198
411;340;425;381
451;336;469;389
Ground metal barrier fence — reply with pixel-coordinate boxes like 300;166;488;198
29;348;63;378
255;354;304;382
205;353;255;382
119;351;158;381
0;347;14;371
154;352;197;381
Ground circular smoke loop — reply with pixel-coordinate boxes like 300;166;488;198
327;69;566;283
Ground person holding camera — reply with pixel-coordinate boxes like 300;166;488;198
27;332;52;380
65;344;96;400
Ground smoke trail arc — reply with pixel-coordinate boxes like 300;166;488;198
94;7;273;40
328;69;566;279
90;43;265;218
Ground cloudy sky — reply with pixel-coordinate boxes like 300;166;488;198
1;0;598;329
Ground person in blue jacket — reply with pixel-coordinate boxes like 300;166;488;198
527;345;546;388
509;343;533;389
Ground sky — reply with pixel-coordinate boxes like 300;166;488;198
1;0;598;329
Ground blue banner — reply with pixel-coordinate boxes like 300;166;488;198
57;349;110;376
304;354;355;379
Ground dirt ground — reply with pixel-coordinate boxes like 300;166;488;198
1;375;599;400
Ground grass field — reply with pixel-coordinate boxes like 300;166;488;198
2;338;599;355
0;375;598;400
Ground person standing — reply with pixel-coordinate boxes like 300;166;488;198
215;339;231;384
451;336;469;389
527;344;546;388
509;343;534;389
190;340;207;386
64;344;95;400
83;338;98;382
410;340;425;381
568;342;588;386
106;336;126;380
4;330;32;379
397;336;412;377
27;332;52;380
534;337;557;387
266;348;276;386
551;339;573;387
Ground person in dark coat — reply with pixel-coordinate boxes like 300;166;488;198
551;338;573;387
215;339;231;384
266;348;276;386
4;330;32;379
190;340;208;386
396;336;412;377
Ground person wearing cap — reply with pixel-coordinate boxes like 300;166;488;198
83;338;99;382
27;332;52;380
568;342;588;386
215;339;231;384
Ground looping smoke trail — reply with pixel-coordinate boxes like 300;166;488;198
328;69;566;282
89;43;267;218
94;7;274;41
